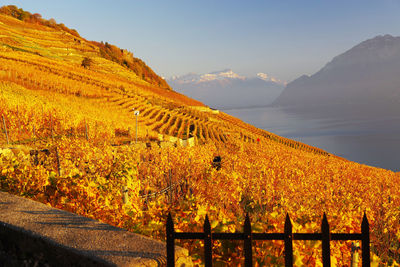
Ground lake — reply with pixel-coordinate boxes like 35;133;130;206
224;106;400;172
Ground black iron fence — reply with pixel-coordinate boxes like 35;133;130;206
166;212;370;266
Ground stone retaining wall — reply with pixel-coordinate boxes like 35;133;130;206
0;191;192;266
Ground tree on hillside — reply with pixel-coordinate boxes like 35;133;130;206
81;57;93;69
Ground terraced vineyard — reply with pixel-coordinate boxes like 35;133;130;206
0;13;333;155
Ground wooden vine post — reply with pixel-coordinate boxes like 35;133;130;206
17;105;21;139
55;147;61;176
2;115;9;145
85;122;89;141
169;169;172;204
50;114;53;138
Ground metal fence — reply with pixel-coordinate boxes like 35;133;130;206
166;212;370;266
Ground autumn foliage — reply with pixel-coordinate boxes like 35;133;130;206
93;41;171;89
0;5;399;266
0;5;170;90
0;5;80;37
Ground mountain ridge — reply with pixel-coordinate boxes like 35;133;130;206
169;69;285;85
168;69;285;109
273;34;400;117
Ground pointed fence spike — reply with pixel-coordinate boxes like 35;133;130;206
204;214;211;230
167;212;174;229
321;213;329;230
321;213;331;267
244;213;251;231
361;212;369;228
284;213;292;229
361;212;370;267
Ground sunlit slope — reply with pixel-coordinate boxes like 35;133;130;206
0;12;329;152
0;10;400;265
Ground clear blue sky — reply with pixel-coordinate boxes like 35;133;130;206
2;0;400;82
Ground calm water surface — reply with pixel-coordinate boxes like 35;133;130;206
225;106;400;172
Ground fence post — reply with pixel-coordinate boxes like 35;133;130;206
244;213;253;267
284;213;293;267
204;215;212;267
321;213;331;266
361;213;370;267
2;115;9;145
166;213;175;267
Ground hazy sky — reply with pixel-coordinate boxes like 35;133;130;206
3;0;400;82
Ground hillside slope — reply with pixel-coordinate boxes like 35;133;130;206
0;7;399;265
0;5;171;90
0;8;326;151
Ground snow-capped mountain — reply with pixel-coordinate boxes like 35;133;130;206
168;69;285;109
256;73;286;84
170;69;285;85
170;69;245;84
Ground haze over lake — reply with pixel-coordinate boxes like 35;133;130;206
218;35;400;172
225;106;400;172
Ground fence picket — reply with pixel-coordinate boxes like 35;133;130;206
321;213;331;266
361;213;370;267
204;215;212;267
244;213;252;267
284;213;293;267
166;213;175;267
